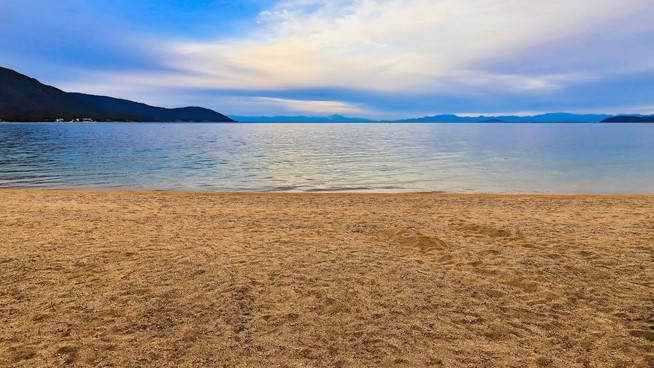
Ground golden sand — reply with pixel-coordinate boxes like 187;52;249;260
1;190;653;367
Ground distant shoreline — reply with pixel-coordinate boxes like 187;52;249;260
3;188;654;196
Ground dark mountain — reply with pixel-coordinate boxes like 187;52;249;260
602;115;654;123
69;93;234;122
396;113;611;123
0;67;234;122
233;114;373;123
0;67;91;121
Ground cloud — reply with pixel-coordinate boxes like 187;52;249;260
6;0;653;116
215;96;369;116
161;0;653;92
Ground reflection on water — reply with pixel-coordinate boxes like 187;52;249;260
1;122;654;193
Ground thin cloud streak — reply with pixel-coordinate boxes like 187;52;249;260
223;96;369;116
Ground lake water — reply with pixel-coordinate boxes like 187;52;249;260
1;122;653;193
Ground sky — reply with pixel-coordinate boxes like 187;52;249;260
1;0;653;119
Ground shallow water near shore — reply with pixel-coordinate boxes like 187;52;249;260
1;122;653;193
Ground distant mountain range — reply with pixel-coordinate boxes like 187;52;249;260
601;115;654;122
0;67;234;122
395;113;613;123
236;112;654;123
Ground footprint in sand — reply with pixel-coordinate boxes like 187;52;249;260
384;228;449;256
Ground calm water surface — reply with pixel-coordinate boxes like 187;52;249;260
1;122;653;193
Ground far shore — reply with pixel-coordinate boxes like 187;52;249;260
1;190;652;367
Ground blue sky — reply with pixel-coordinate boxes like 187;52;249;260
1;0;653;118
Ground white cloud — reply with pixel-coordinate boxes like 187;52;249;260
219;96;370;116
450;70;597;92
57;0;654;116
160;0;652;92
248;97;367;114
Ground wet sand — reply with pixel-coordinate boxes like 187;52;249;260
1;190;653;367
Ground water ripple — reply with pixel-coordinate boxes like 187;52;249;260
1;122;654;193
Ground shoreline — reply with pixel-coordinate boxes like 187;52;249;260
2;190;652;366
3;188;654;197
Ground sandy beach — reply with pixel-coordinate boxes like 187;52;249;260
1;190;652;367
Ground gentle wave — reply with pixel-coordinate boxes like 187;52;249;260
1;122;654;193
